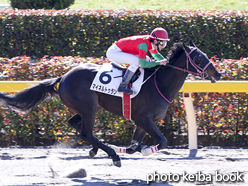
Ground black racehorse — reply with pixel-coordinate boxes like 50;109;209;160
0;41;221;167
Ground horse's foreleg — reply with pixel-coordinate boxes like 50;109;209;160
126;126;147;154
138;119;167;156
109;126;146;154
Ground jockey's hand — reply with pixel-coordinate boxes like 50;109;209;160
160;59;168;66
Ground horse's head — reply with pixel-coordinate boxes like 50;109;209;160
182;40;222;83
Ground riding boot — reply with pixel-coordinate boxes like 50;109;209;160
118;69;135;95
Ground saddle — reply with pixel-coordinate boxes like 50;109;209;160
110;62;141;85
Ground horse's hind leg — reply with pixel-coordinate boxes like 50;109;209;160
68;114;82;132
68;113;101;159
88;106;102;159
89;146;98;159
74;99;121;167
80;114;121;167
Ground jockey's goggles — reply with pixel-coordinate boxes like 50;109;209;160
158;40;167;48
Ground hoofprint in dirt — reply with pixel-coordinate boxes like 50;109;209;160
0;146;247;186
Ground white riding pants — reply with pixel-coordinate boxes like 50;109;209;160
106;43;151;73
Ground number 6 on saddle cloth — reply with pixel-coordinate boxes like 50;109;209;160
90;62;144;98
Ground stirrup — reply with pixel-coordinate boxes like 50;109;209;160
118;85;134;95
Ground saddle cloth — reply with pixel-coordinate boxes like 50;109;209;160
90;63;144;98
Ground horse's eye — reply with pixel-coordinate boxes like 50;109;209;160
195;56;202;65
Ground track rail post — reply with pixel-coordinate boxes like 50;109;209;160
183;92;197;157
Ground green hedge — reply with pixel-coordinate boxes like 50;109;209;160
0;9;247;59
10;0;75;10
0;56;248;147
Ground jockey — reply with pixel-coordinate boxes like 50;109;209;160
106;27;170;95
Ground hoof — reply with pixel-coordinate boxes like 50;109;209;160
89;149;96;159
113;160;121;167
111;155;121;167
89;147;98;159
126;148;136;154
126;144;142;154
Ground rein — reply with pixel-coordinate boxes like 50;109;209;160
166;48;211;80
154;47;211;104
154;71;173;104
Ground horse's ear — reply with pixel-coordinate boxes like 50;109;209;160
189;40;196;47
182;43;191;53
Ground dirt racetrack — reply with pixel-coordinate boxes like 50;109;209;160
0;145;248;186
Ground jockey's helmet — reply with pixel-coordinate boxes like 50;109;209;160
150;27;170;48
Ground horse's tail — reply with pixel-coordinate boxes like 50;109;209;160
0;77;62;115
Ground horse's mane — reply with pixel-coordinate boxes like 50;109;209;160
144;42;185;72
166;42;185;64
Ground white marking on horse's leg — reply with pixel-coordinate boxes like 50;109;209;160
109;145;127;153
141;145;159;156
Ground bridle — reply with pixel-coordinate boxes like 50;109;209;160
154;47;212;104
166;47;211;80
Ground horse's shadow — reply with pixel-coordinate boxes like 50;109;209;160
57;152;205;161
71;177;174;186
58;155;110;161
120;156;205;161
